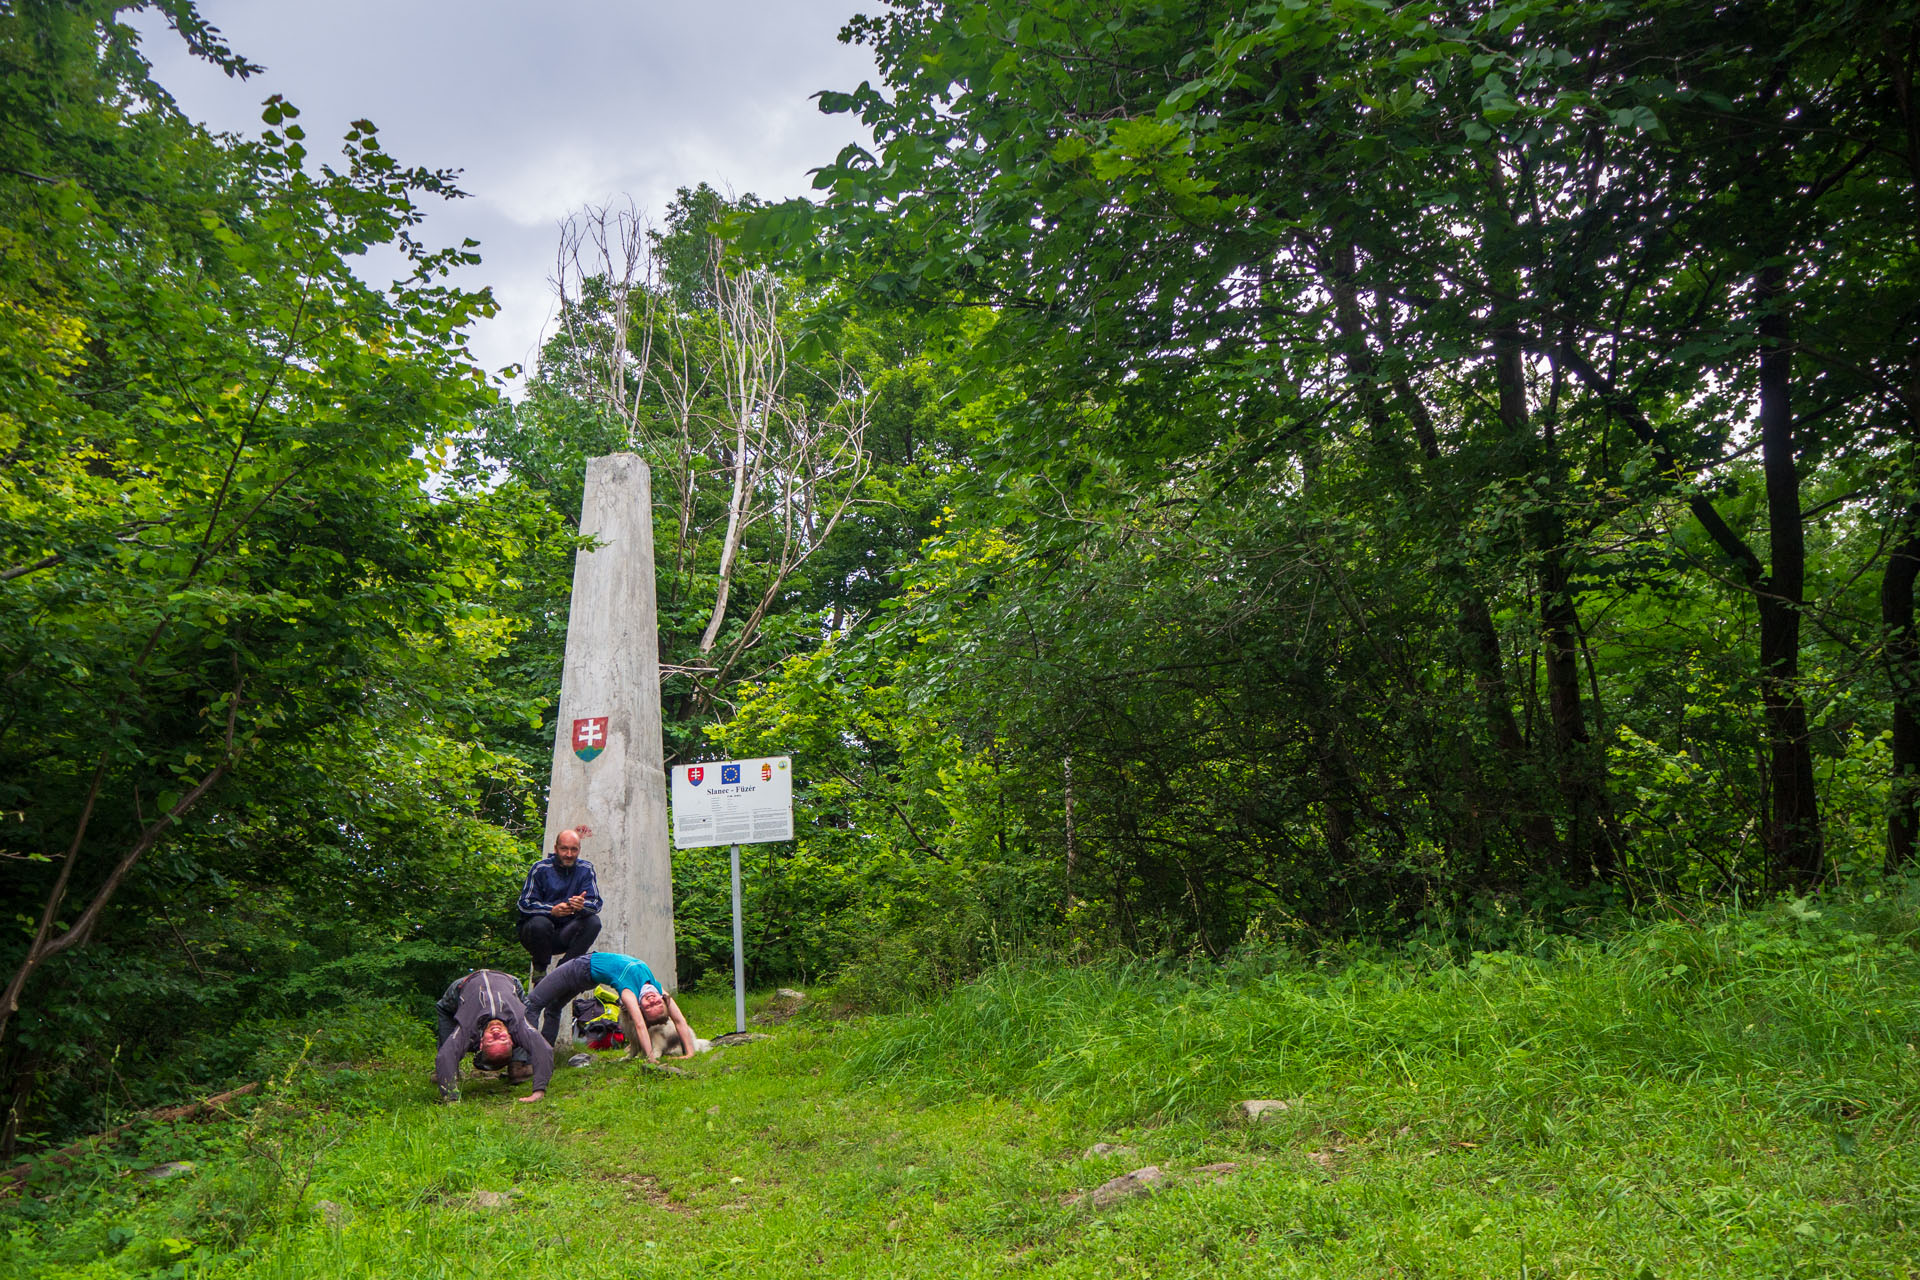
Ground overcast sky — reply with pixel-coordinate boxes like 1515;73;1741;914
133;1;878;392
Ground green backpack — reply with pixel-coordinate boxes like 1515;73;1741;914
570;983;623;1036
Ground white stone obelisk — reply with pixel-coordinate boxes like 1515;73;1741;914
543;453;675;988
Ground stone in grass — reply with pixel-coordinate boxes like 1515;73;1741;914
568;1053;593;1068
1081;1142;1138;1160
750;988;808;1026
1082;1166;1166;1208
1186;1162;1246;1189
314;1199;351;1228
139;1161;195;1181
1237;1099;1295;1121
708;1032;771;1047
469;1189;517;1210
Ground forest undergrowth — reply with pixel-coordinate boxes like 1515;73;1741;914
3;894;1916;1278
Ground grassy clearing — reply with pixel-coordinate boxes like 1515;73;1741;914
4;898;1919;1277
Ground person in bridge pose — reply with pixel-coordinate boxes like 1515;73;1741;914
525;951;701;1062
432;968;554;1103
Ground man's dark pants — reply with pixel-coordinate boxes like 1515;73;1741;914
518;911;601;976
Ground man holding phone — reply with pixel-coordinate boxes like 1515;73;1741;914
516;826;603;983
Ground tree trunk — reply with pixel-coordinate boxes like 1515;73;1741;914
1329;240;1553;861
1538;546;1614;879
0;1051;38;1163
1393;367;1535;765
1494;320;1613;877
1882;503;1920;871
1456;596;1526;755
1063;755;1078;906
1863;20;1920;873
698;412;751;654
1559;335;1818;888
1755;265;1823;887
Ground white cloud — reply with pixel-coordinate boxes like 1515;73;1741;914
132;0;877;388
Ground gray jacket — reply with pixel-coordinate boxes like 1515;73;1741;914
433;969;554;1097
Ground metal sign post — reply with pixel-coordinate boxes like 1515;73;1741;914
669;757;793;1036
730;843;745;1034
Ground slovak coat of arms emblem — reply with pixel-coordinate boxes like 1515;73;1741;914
571;717;609;762
687;766;704;785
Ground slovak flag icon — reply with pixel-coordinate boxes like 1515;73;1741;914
687;766;704;785
571;717;609;762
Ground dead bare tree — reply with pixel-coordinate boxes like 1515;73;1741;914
552;199;664;448
549;198;872;708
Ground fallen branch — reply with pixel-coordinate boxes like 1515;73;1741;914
0;1081;260;1190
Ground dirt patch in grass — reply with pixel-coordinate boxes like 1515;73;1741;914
599;1171;689;1213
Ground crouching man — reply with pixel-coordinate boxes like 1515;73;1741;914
433;969;554;1103
515;827;603;983
526;952;699;1062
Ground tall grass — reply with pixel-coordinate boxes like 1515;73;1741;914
4;908;1917;1278
839;892;1920;1138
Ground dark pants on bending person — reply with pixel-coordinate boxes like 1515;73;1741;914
524;954;601;1046
518;911;600;976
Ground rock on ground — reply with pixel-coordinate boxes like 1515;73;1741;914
138;1161;194;1181
751;989;808;1025
1081;1142;1138;1160
1073;1165;1165;1208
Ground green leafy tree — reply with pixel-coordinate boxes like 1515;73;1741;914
741;0;1920;909
0;1;506;1135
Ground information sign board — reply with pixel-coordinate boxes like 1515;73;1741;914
670;757;793;848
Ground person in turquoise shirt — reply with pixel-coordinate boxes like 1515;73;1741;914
525;952;699;1061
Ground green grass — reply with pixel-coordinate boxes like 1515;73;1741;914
5;898;1919;1277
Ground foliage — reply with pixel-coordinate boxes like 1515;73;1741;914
695;0;1920;968
0;1;557;1148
